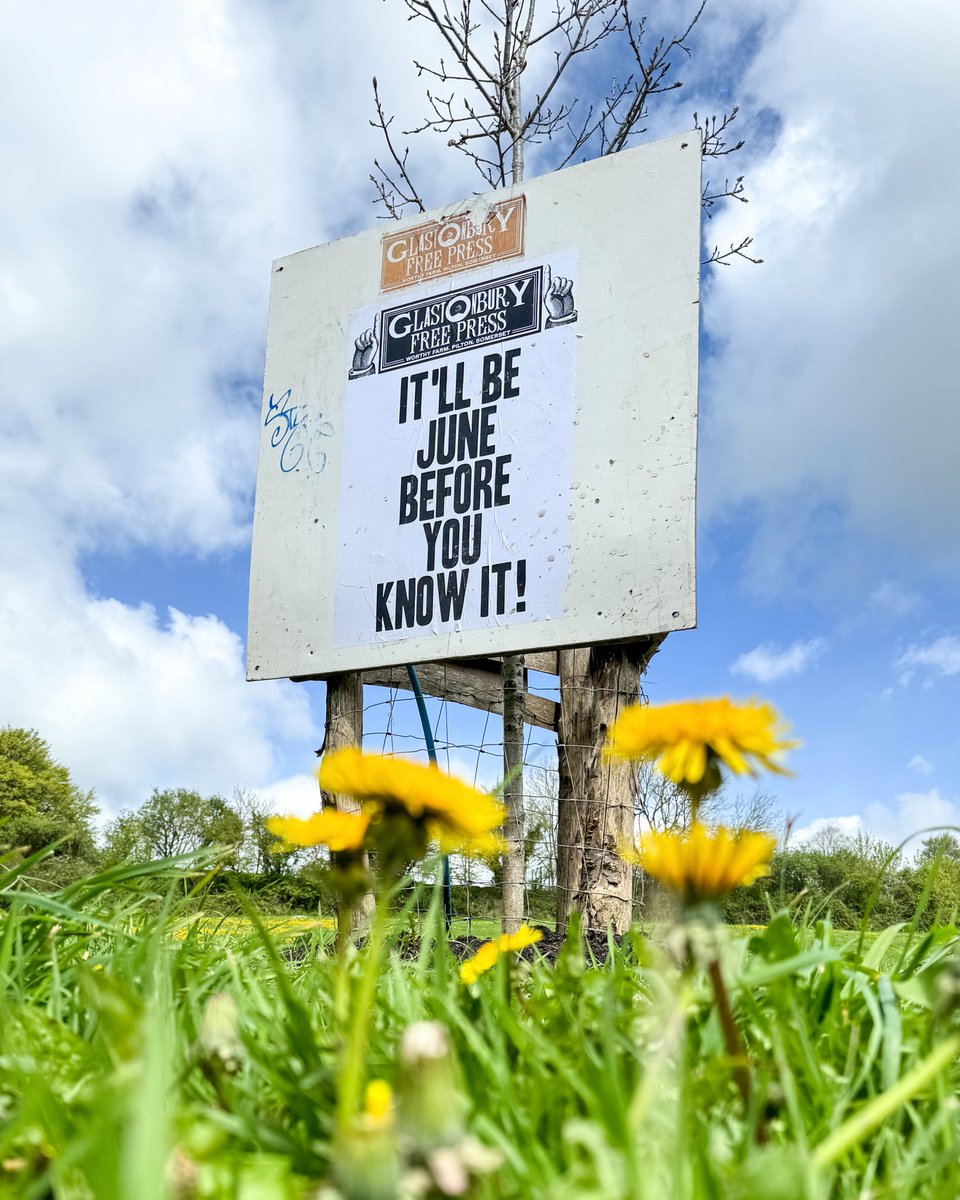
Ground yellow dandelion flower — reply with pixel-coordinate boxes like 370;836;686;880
459;924;543;984
266;809;370;852
619;823;776;905
498;926;543;954
434;827;506;859
460;941;500;985
363;1079;393;1127
318;748;506;857
605;697;797;786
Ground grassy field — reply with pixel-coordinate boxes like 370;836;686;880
2;852;959;1199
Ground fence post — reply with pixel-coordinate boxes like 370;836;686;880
501;653;525;933
556;639;665;934
322;672;374;928
556;647;589;931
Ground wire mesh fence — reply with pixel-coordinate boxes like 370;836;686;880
358;667;645;935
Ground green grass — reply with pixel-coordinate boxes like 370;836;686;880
448;917;502;940
2;850;960;1199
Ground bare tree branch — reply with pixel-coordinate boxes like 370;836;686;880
602;2;706;156
372;5;760;246
702;235;763;267
702;175;747;211
404;0;509;124
695;107;745;157
368;76;427;219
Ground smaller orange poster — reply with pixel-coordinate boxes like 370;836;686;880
380;195;525;293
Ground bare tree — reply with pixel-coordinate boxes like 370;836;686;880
525;761;559;889
371;0;754;932
634;759;699;834
631;767;780;913
716;786;780;836
634;761;780;836
231;786;301;874
371;0;754;265
849;829;901;870
803;822;855;856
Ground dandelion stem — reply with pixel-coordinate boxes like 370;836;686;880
335;890;391;1138
333;899;353;1032
706;957;753;1114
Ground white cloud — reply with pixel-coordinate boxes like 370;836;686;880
862;789;960;853
871;582;923;619
262;774;323;819
0;549;317;817
896;636;960;685
0;1;455;564
908;755;934;776
791;791;960;858
730;637;826;683
698;0;960;590
789;814;863;846
2;1;958;823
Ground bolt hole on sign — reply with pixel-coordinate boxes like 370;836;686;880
247;132;701;681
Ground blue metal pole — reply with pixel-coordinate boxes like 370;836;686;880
406;664;452;928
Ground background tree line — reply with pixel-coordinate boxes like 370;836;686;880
3;725;959;928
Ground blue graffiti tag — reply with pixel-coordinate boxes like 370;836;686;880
264;389;303;472
264;390;334;473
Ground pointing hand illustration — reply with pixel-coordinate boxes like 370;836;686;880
349;328;377;378
545;275;577;326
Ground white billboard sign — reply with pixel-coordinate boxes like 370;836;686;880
248;132;700;682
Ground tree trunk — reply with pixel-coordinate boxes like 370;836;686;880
556;639;664;934
322;672;374;928
500;60;527;936
501;653;525;934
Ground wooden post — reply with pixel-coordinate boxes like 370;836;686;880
556;647;589;929
501;653;525;934
322;672;374;928
556;639;664;934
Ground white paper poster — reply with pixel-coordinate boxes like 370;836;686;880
334;250;578;649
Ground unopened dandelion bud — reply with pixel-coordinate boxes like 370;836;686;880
400;1021;448;1064
935;958;960;1020
427;1146;468;1196
335;1083;400;1200
201;991;243;1074
397;1021;465;1151
335;1125;401;1200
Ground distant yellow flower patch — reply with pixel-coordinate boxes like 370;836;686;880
266;917;337;934
167;915;336;944
459;924;543;984
619;823;776;905
605;697;796;784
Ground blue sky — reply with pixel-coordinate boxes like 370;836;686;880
1;0;958;852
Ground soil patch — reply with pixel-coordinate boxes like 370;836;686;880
445;926;621;964
282;924;624;965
